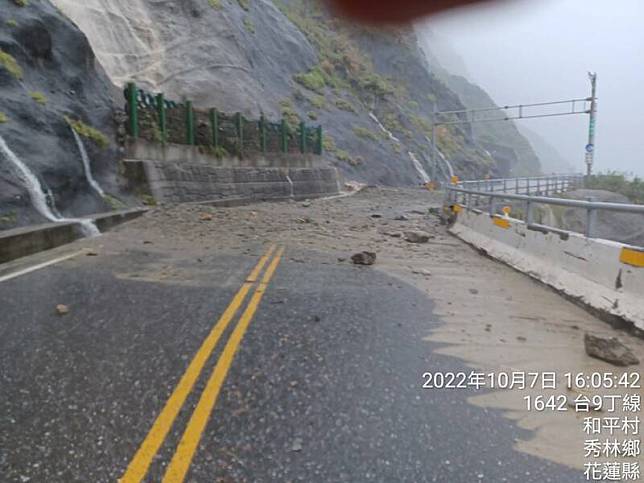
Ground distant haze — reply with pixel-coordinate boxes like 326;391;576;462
418;0;644;176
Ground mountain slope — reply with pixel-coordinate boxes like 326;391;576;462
418;29;543;177
52;0;509;184
0;0;124;229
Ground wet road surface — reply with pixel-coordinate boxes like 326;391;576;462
0;211;585;482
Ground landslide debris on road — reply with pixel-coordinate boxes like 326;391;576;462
93;186;644;473
584;333;640;366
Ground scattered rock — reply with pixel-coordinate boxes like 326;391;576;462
199;213;214;221
384;231;402;238
371;214;383;218
469;288;479;295
351;251;377;266
409;209;426;215
291;438;303;452
412;268;432;277
337;257;346;262
517;336;527;342
584;333;639;366
143;240;153;245
86;251;98;257
55;304;70;316
394;215;409;221
404;230;432;243
301;201;312;208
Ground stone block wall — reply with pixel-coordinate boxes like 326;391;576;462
131;161;340;203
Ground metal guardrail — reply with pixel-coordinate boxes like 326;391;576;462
457;174;584;197
446;174;644;238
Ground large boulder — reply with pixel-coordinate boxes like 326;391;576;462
584;333;639;367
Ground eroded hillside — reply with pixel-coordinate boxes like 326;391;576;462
52;0;535;184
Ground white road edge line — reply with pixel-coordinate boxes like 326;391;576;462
0;250;86;283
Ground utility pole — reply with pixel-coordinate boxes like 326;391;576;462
585;72;598;182
430;103;437;183
428;80;597;183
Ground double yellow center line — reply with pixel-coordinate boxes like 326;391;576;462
120;245;284;483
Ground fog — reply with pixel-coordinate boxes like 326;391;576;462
418;0;644;176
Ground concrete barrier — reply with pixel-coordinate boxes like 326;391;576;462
0;208;147;264
450;209;644;332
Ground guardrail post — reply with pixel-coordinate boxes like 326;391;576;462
156;92;166;144
585;197;596;237
259;115;267;155
185;100;195;145
515;178;520;194
316;126;323;155
526;200;533;225
236;113;243;156
545;177;550;196
280;119;288;153
503;179;507;192
126;82;139;139
489;196;496;216
466;193;472;210
299;121;306;153
526;178;530;195
536;178;541;195
209;108;219;148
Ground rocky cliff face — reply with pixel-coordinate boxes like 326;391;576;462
0;0;125;230
1;0;543;230
419;29;552;177
51;0;510;185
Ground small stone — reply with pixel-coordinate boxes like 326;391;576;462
56;304;70;316
517;336;527;342
143;240;153;245
337;257;346;262
199;213;214;221
404;230;432;243
371;214;383;218
291;438;303;452
302;201;312;208
384;231;402;238
411;268;432;277
394;215;409;221
584;333;639;366
351;251;376;266
469;288;479;295
86;251;98;257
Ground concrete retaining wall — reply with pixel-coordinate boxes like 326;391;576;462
135;160;340;203
126;140;315;168
450;209;644;331
0;208;147;264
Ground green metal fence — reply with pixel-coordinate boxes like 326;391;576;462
124;82;323;156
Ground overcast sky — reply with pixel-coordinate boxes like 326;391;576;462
418;0;644;176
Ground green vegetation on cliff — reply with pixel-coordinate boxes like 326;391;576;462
65;116;110;149
0;49;23;79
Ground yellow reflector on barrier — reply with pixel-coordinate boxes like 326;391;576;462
620;247;644;268
452;204;462;214
493;217;511;229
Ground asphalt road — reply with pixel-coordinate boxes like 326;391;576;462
0;223;585;482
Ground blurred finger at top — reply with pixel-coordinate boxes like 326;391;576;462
326;0;496;23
